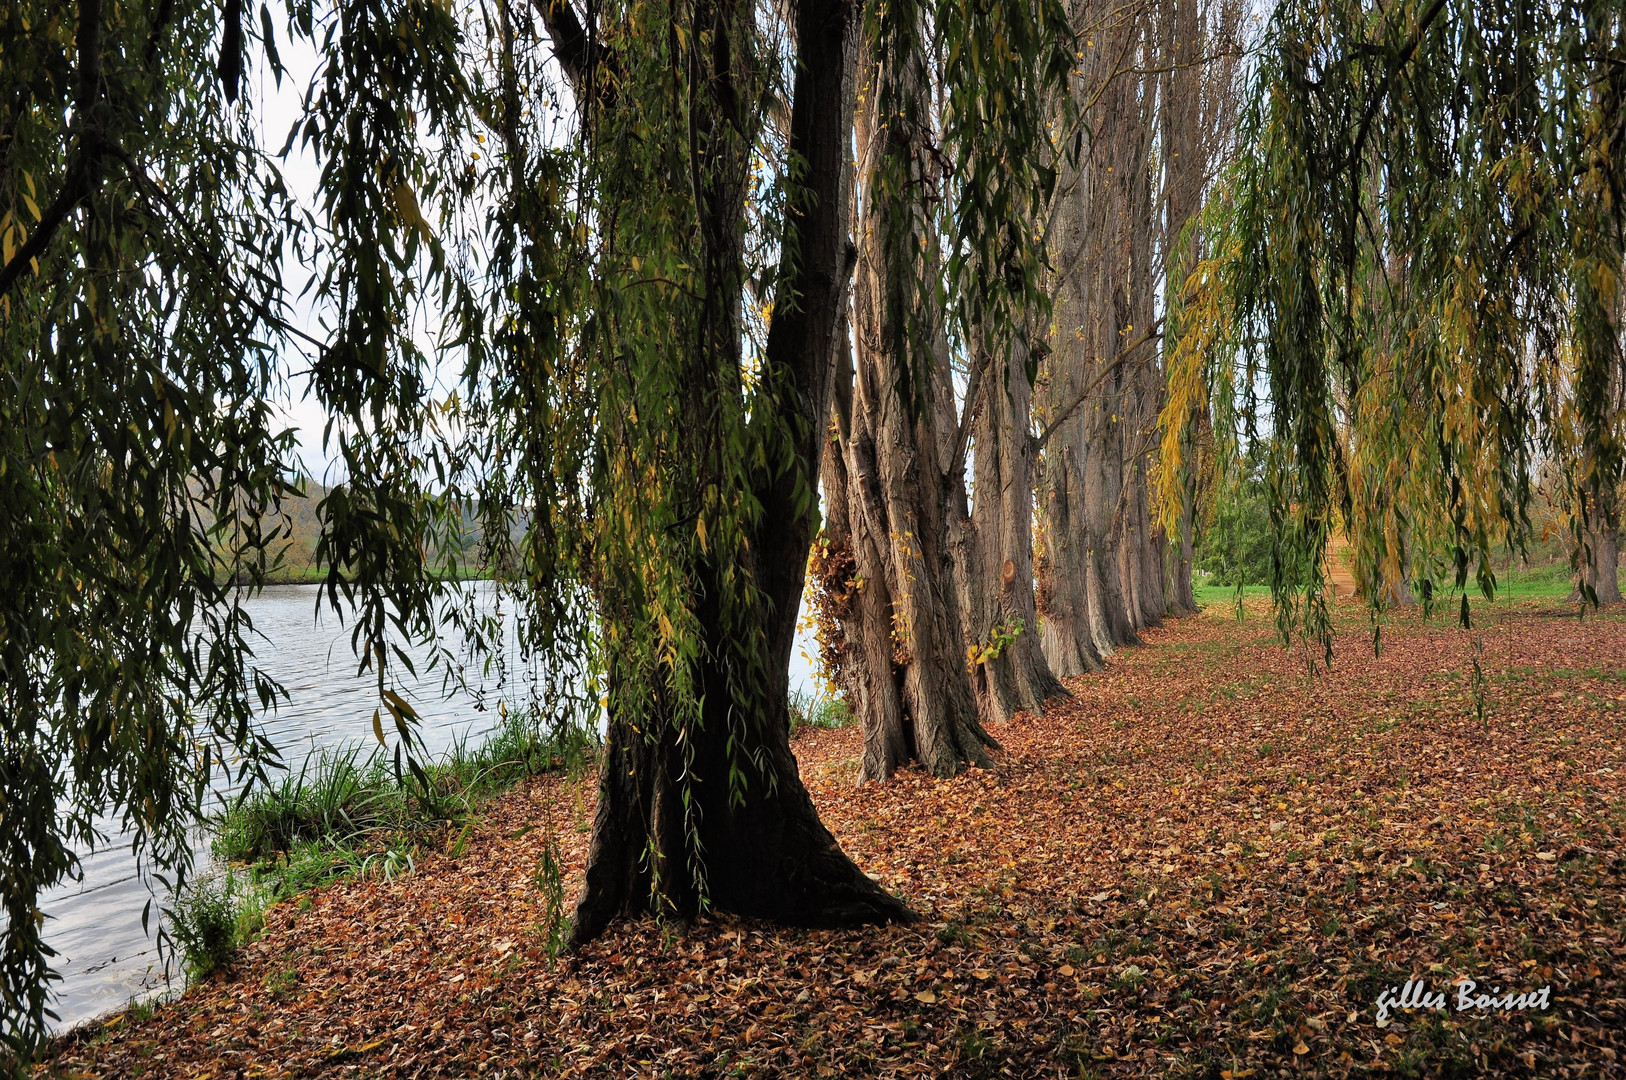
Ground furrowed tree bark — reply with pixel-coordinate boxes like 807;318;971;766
1037;153;1107;677
820;286;995;779
1043;0;1145;663
1121;62;1166;634
1034;414;1107;676
813;43;995;783
1082;374;1139;655
565;0;912;948
1074;152;1141;656
959;337;1069;720
817;332;913;770
1574;477;1624;606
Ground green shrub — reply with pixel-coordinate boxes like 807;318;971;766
1196;456;1272;587
167;870;263;980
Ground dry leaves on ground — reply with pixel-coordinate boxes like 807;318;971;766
41;601;1626;1078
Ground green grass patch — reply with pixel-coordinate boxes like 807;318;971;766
213;707;596;900
1193;581;1271;610
1191;560;1621;612
788;688;855;733
1437;561;1576;601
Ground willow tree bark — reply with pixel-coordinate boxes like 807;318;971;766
1034;413;1107;676
814;44;995;783
556;0;913;946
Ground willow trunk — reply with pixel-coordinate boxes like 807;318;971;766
563;0;912;945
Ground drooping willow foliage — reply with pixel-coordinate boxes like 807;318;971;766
1158;0;1626;656
459;0;796;911
865;0;1075;411
0;0;482;1052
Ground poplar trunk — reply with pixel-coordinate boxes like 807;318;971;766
813;45;994;782
1574;479;1624;606
959;341;1068;722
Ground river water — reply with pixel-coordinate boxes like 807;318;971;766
40;583;821;1034
39;583;534;1034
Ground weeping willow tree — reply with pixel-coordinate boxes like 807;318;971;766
0;0;481;1053
1157;0;1626;654
8;0;1075;1049
469;0;920;943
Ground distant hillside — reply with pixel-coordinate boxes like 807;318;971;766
220;479;490;584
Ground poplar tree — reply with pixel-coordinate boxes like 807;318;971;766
810;0;1076;780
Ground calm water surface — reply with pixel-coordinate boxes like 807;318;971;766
41;583;529;1033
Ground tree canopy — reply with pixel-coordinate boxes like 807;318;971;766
1158;0;1626;652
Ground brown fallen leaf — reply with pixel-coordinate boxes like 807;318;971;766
41;604;1626;1080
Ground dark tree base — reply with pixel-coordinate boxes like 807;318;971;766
567;700;916;950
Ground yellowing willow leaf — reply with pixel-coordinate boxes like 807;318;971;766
392;182;432;239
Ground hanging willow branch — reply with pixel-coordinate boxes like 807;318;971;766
1157;0;1626;659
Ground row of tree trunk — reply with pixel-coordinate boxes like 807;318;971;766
812;0;1245;781
545;0;1247;940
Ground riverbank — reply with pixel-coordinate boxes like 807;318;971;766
228;564;497;586
25;581;541;1035
162;711;596;981
39;598;1626;1077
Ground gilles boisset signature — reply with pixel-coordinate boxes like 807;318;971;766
1375;978;1552;1024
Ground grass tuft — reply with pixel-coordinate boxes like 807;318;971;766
166;870;265;980
212;706;596;900
788;688;854;733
